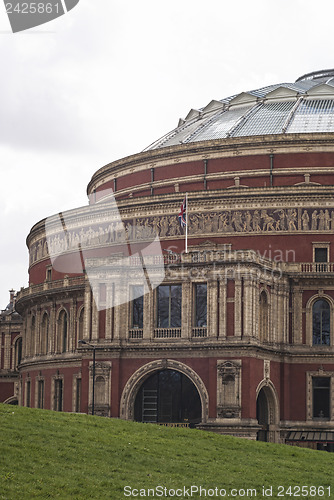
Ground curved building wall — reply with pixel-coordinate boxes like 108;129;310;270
14;72;334;447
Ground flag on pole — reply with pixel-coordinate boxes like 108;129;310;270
178;196;187;228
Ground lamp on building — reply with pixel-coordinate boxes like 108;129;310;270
78;340;96;416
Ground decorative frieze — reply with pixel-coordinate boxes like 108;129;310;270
30;206;334;266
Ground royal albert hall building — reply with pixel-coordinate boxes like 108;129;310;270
9;69;334;449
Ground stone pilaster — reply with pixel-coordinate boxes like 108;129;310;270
243;277;253;338
35;308;41;356
50;302;56;353
91;285;99;341
218;279;227;338
143;289;153;340
253;283;259;339
208;279;218;337
292;285;303;344
83;282;92;341
182;280;192;339
3;334;11;370
70;300;75;351
234;278;242;337
105;284;113;341
283;286;289;344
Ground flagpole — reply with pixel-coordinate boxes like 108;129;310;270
185;192;188;253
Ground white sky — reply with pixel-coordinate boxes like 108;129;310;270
0;0;333;308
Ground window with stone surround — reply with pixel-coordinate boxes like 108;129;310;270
54;378;63;411
57;309;68;353
313;377;330;419
157;285;182;328
194;283;207;327
41;313;49;355
313;299;330;346
25;379;31;407
259;290;269;342
37;379;44;409
306;370;334;421
131;285;144;329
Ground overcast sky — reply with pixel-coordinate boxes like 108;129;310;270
0;0;333;308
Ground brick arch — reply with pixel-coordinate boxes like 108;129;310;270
120;359;209;423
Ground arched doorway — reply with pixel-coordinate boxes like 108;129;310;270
134;369;202;426
256;383;280;443
4;397;18;405
256;388;269;441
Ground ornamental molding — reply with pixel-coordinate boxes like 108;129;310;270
30;205;334;266
87;133;334;191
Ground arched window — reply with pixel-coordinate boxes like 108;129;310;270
41;313;49;355
14;337;22;368
313;299;330;345
57;310;68;353
259;291;269;342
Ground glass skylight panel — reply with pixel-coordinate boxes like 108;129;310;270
231;101;295;137
190;106;253;142
156;114;214;148
287;99;334;133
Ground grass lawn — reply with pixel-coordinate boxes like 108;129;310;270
0;404;333;499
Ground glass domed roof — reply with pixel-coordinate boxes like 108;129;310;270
145;70;334;150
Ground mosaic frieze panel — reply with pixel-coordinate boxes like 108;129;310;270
30;207;334;265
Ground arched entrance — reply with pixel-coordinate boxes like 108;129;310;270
4;397;18;405
120;359;209;424
134;369;201;426
256;388;269;441
256;381;280;443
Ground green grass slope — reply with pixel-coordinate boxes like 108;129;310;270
0;404;333;499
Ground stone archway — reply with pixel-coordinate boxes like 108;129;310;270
120;359;209;424
3;396;18;405
256;380;280;443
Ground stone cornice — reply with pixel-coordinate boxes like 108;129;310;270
87;133;334;194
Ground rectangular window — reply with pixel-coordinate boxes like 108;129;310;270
37;380;44;409
131;285;144;328
75;378;81;413
26;380;31;408
313;377;330;419
194;284;207;327
315;248;328;263
157;285;182;328
54;379;63;412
